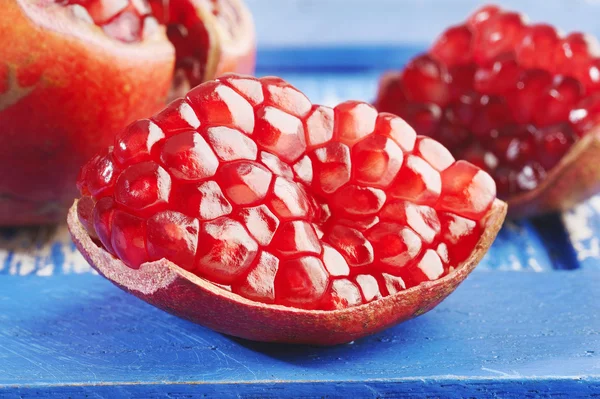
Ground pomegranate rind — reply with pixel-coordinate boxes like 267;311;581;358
200;0;256;80
68;199;507;345
507;130;600;218
0;1;174;225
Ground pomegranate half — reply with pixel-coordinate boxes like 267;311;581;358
0;0;255;225
68;74;507;345
375;4;600;218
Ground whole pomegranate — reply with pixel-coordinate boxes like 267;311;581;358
0;0;255;225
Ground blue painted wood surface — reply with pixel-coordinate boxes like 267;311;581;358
1;271;599;397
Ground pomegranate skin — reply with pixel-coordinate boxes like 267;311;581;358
508;130;600;218
0;0;173;225
68;199;506;345
0;0;256;226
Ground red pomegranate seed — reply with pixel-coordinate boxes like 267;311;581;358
516;24;560;69
380;200;441;244
321;244;350;277
81;150;120;197
271;220;321;257
321;279;363;310
254;105;306;163
470;95;513;140
218;162;272;206
473;11;527;64
413;136;455;171
438;212;481;260
232;251;279;304
334;101;378;146
537;124;577;169
401;54;450;106
146;210;199;269
374;113;417;152
570;93;600;135
366;223;422;271
555;33;600;80
533;76;584;127
382;273;406;295
326;225;374;267
93;196;116;255
397;103;442;137
506;69;553;124
447;64;477;101
310;142;352;194
389;155;442;204
430;24;474;66
204;126;257;162
439;161;496;219
355;274;382;302
152;98;201;133
351;135;404;188
467;4;502;30
400;249;444;287
195;217;258;284
275;256;329;309
114;161;170;215
111;210;149;268
77;74;496;310
305;105;335;149
515;162;547;192
173;180;232;221
474;55;521;95
160;131;219;181
114;119;165;166
237;205;279;246
220;74;265;106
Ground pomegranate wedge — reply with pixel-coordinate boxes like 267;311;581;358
69;74;507;345
376;4;600;218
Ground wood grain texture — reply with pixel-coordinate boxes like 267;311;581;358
1;271;598;397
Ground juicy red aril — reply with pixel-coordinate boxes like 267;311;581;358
431;25;474;66
114;119;165;166
516;24;559;69
376;5;600;200
78;74;495;311
196;217;258;284
474;12;526;64
401;55;450;106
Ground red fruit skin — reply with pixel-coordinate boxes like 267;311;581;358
0;0;256;226
68;199;506;345
0;1;174;225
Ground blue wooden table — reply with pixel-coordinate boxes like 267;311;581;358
3;1;600;396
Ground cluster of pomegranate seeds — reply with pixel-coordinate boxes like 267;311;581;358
76;74;496;311
58;0;218;86
376;4;600;199
58;0;159;42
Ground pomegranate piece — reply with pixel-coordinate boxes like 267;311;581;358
70;74;506;344
376;4;600;215
0;0;255;225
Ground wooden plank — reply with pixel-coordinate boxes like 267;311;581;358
1;271;598;397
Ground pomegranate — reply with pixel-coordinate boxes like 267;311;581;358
376;4;600;218
68;74;506;345
0;0;255;225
